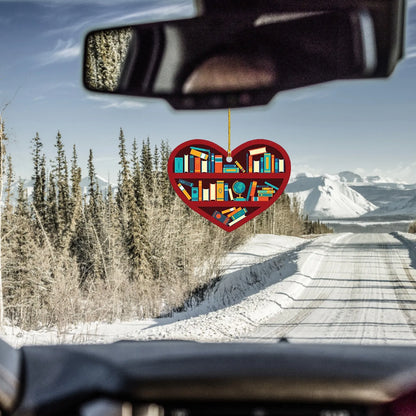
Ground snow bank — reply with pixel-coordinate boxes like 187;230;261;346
1;234;310;347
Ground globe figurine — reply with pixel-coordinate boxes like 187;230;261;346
233;181;246;200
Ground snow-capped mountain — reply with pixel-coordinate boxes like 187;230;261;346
288;171;416;219
286;174;377;219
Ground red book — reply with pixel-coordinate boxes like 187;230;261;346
195;157;201;173
271;154;275;173
259;196;269;201
214;155;223;173
248;156;253;173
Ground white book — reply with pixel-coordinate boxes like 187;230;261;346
184;155;189;173
253;160;260;173
203;188;209;201
201;160;208;173
210;183;216;200
228;188;234;201
229;215;246;226
279;159;285;173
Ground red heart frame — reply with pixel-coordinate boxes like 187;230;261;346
168;139;291;232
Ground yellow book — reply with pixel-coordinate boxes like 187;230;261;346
198;180;202;201
178;183;191;200
221;207;237;214
190;148;209;160
235;160;246;173
216;180;225;201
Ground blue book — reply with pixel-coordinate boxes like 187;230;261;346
224;183;229;201
190;146;210;153
210;153;214;173
231;208;248;221
190;155;195;173
275;159;278;172
179;179;194;188
246;181;253;201
264;181;279;191
174;157;184;173
191;187;199;201
260;157;264;173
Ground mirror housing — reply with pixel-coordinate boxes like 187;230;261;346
83;0;405;110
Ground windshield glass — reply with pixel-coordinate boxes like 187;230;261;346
0;0;415;347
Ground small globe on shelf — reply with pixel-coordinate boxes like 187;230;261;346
232;181;246;200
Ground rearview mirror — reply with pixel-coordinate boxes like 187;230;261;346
83;0;405;110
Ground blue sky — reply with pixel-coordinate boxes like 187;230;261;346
1;0;416;184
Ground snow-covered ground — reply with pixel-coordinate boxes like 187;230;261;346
4;232;416;347
1;234;309;347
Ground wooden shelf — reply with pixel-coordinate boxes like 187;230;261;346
172;173;286;179
186;201;266;207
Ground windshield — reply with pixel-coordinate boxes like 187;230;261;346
0;0;415;347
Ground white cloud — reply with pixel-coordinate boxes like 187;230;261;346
38;39;80;66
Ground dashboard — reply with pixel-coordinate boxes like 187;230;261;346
8;341;416;416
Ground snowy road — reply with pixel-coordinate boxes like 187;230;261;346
5;232;416;346
243;233;416;344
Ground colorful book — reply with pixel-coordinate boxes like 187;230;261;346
246;181;254;201
264;153;271;173
194;157;201;173
271;154;275;173
210;153;215;173
198;180;202;202
264;181;279;191
190;155;195;173
229;214;246;226
230;208;247;222
216;180;225;201
178;183;191;200
210;183;216;200
174;157;184;173
221;207;237;214
190;146;210;153
250;181;257;199
190;148;209;160
191;187;199;201
179;179;194;187
260;157;264;173
184;155;189;173
235;160;245;173
214;155;223;173
202;188;209;201
248;155;253;173
227;207;242;217
248;146;267;156
224;183;229;201
212;210;231;225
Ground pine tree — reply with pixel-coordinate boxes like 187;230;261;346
141;137;153;193
53;131;71;240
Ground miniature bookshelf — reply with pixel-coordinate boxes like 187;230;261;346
168;140;291;230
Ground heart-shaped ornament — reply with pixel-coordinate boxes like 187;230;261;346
168;139;291;231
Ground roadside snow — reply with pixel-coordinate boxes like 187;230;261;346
1;234;310;347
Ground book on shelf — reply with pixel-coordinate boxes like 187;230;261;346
210;183;216;200
253;160;260;173
227;207;242;217
264;153;271;173
214;155;223;173
230;207;247;222
174;157;184;173
178;183;191;200
222;207;236;214
216;180;225;201
190;148;209;160
184;154;189;172
202;188;209;201
179;179;193;187
264;181;279;191
201;159;208;173
190;155;195;172
212;210;231;225
198;180;202;202
191;186;199;201
235;160;245;173
248;146;267;156
271;154;275;173
194;157;201;173
229;214;246;226
228;188;234;200
224;183;229;201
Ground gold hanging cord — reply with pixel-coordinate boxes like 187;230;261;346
227;108;232;161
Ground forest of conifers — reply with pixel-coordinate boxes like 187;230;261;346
1;125;331;330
